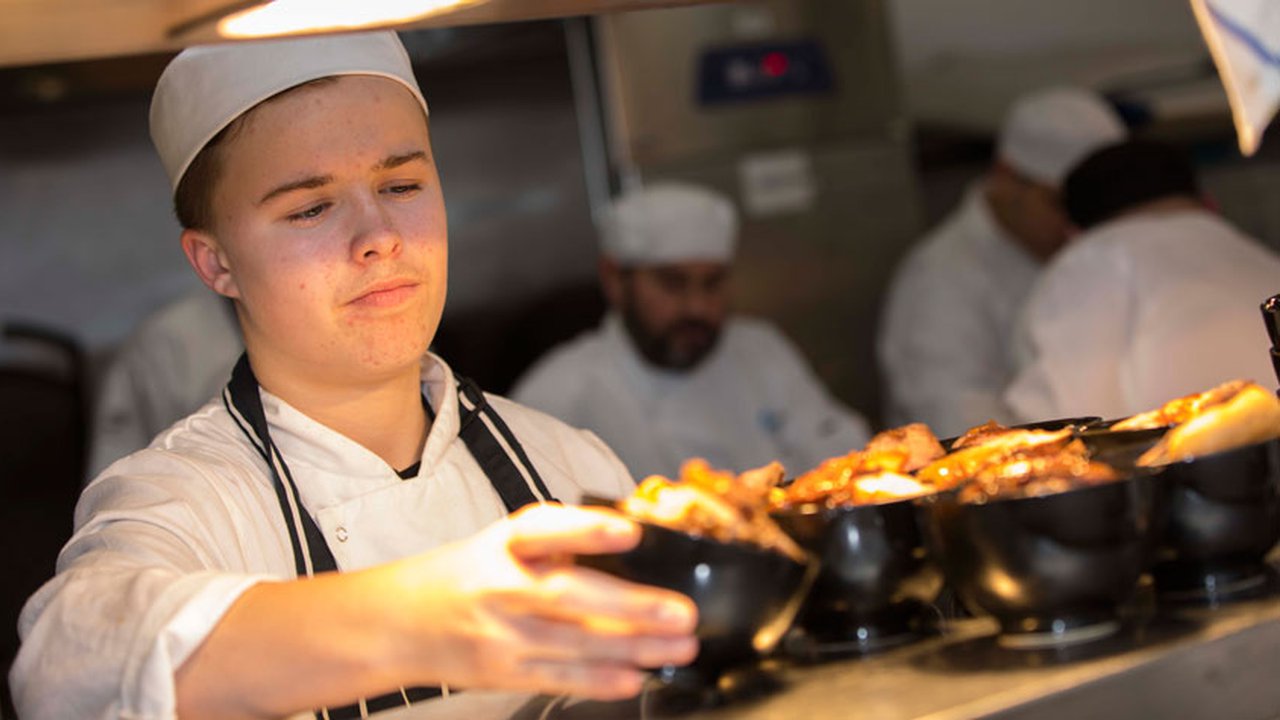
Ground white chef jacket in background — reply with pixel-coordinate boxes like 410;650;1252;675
878;185;1041;437
89;288;242;477
11;354;633;720
512;313;871;480
1006;209;1280;422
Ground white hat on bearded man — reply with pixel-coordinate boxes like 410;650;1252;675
600;182;738;266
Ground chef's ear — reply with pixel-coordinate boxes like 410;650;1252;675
181;229;240;299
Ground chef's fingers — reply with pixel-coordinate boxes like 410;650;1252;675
492;565;697;636
510;613;699;668
504;503;640;560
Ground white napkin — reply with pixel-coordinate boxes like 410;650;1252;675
1191;0;1280;155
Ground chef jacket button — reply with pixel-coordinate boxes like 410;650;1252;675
336;526;349;543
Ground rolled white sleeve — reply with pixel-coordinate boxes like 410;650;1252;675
11;459;286;720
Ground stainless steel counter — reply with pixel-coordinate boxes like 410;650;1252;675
382;586;1280;720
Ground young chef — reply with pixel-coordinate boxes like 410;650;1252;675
10;31;697;720
878;87;1126;437
511;182;871;480
1005;140;1280;420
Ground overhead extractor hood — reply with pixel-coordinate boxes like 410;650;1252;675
0;0;731;69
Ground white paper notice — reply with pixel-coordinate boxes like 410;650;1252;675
738;149;817;217
1191;0;1280;155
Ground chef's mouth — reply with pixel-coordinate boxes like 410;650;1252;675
349;279;421;307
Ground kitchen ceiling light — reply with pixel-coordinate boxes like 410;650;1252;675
219;0;488;38
171;0;489;40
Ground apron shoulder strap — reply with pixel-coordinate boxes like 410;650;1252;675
454;375;558;512
224;353;338;577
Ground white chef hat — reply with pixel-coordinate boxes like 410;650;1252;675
996;87;1126;188
150;31;428;193
600;182;739;265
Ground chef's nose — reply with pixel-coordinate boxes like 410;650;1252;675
350;195;402;263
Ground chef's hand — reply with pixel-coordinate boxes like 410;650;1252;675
389;503;698;700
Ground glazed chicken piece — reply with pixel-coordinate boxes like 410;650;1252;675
1113;379;1251;431
864;422;946;472
917;428;1073;489
957;440;1119;503
773;424;944;509
950;420;1014;450
621;459;806;563
1133;381;1280;465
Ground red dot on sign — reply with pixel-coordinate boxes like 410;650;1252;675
761;51;789;78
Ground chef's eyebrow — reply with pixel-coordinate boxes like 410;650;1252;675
376;150;429;171
257;151;430;206
258;175;333;206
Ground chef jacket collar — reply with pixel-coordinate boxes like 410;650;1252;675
256;352;459;483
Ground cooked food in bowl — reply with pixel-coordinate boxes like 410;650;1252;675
917;424;1123;502
621;459;806;563
1114;379;1256;431
1118;380;1280;466
949;420;1040;450
956;438;1121;503
918;424;1154;645
919;473;1157;646
1098;380;1280;599
580;461;816;687
769;425;946;649
772;423;944;509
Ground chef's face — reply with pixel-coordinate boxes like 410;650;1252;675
605;259;729;371
181;76;447;386
987;162;1071;262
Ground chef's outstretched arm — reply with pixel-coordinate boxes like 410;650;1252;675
174;504;697;720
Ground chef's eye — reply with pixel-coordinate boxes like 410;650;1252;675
287;202;330;223
383;183;422;197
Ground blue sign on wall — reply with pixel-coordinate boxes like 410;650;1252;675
696;40;834;106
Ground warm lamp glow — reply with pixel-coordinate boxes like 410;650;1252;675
216;0;488;38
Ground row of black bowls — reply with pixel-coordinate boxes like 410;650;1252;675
578;419;1280;684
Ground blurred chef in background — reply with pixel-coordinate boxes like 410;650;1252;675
512;182;870;480
878;87;1126;437
88;287;241;476
1006;140;1280;421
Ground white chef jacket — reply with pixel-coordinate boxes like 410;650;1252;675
1006;209;1280;422
878;184;1042;437
511;313;870;480
89;287;243;477
11;353;634;720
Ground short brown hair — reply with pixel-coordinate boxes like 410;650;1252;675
172;77;339;231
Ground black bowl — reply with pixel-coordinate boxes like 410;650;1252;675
1013;416;1106;433
576;519;815;684
1079;426;1171;470
1260;293;1280;348
940;416;1104;448
772;498;943;651
919;474;1159;647
1149;436;1280;600
1271;348;1280;390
